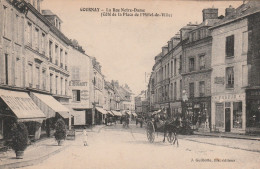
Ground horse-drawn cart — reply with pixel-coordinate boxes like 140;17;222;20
146;109;179;146
146;120;175;143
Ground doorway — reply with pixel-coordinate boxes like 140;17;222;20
225;108;231;132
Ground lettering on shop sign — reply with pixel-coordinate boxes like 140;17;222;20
69;80;88;86
214;77;224;84
218;94;237;100
81;90;89;100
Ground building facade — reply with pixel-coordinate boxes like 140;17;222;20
182;9;220;131
0;0;71;140
68;41;93;126
210;2;260;134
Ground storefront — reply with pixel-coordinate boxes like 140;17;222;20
211;93;246;133
0;89;46;140
183;97;211;131
30;92;70;137
246;89;260;134
170;102;182;118
95;107;108;124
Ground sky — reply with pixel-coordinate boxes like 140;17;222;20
41;0;242;95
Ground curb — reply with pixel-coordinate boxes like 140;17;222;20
193;132;260;141
182;138;260;154
0;144;70;169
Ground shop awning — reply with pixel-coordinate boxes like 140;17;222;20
0;89;46;122
112;110;122;116
96;107;108;115
132;112;137;117
111;111;122;116
107;111;114;116
30;92;69;118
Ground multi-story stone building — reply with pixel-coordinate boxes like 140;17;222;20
67;40;93;126
92;58;106;124
210;2;260;134
182;8;220;131
0;0;71;140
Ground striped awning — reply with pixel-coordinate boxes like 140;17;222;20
0;89;46;122
111;111;122;116
30;92;69;118
96;107;108;115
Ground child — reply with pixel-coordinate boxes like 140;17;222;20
82;127;88;146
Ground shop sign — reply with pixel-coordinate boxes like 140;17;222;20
214;77;224;84
81;90;89;100
69;80;88;86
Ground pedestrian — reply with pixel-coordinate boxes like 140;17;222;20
82;127;88;146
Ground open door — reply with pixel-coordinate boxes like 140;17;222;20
225;108;231;132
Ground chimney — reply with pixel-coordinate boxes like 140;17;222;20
225;5;235;16
202;8;218;21
162;46;168;56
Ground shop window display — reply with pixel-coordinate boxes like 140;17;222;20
233;102;242;128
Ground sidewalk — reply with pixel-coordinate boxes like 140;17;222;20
0;136;73;169
0;125;106;169
193;131;260;141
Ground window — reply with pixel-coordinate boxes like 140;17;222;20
65;79;68;95
171;60;173;76
27;22;32;46
34;28;39;50
3;6;7;37
5;54;8;85
179;55;182;73
71;66;80;80
41;33;45;54
49;41;53;61
15;15;19;43
55;76;58;94
60;48;63;68
28;63;33;86
42;69;46;90
199;81;205;96
199;55;205;70
50;73;53;93
233;102;242;128
65;52;68;70
60;77;63;95
167;63;169;78
226;67;234;88
55;45;58;65
242;31;248;54
189;82;194;98
192;32;196;41
174;58;177;76
226;35;234;57
35;66;40;88
180;79;182;98
174;82;177;100
189;58;195;72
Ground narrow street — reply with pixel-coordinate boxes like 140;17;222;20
21;123;260;169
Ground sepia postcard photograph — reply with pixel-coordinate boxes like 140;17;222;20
0;0;260;169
